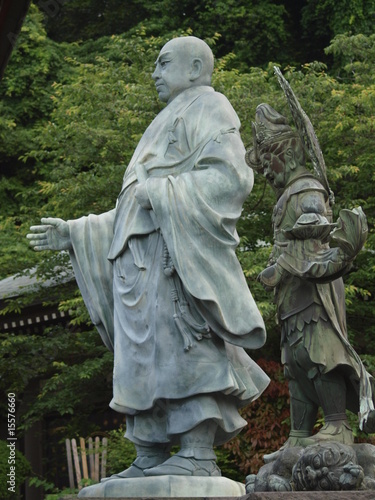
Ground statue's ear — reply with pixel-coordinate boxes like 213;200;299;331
190;58;203;81
285;147;297;171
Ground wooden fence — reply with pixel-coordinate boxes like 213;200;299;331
65;436;108;490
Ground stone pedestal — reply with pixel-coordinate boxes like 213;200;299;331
77;476;246;498
246;493;375;499
61;490;375;499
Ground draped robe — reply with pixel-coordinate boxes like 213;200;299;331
68;85;270;444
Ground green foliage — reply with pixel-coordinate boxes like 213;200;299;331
326;32;375;82
105;426;137;476
0;4;71;278
45;488;77;500
42;0;292;68
28;476;56;494
24;31;167;220
180;0;292;70
301;0;375;61
43;0;372;69
0;325;113;435
44;488;78;500
21;349;113;431
1;3;375;483
39;0;148;43
0;440;32;499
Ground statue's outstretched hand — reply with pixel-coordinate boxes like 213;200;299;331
27;217;72;251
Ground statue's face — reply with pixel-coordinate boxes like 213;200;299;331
260;148;288;190
152;40;193;104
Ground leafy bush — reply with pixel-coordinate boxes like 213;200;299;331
105;427;137;477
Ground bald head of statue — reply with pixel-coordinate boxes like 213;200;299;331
152;36;215;104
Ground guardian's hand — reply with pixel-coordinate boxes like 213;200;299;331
257;263;284;291
27;217;72;251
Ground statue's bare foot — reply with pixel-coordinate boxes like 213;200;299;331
143;455;221;476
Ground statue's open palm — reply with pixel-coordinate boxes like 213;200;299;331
27;218;71;251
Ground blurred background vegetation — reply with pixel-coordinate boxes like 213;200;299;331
1;0;375;496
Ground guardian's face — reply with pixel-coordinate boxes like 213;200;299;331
261;149;288;190
152;41;193;104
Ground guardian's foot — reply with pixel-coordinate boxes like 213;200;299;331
299;420;353;447
263;430;309;463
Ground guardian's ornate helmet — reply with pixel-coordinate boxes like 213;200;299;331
245;103;300;172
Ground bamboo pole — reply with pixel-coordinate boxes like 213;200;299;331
80;437;89;480
71;438;82;490
88;437;94;479
94;436;100;482
65;439;75;489
101;437;108;480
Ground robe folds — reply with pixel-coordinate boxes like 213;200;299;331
68;85;269;444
